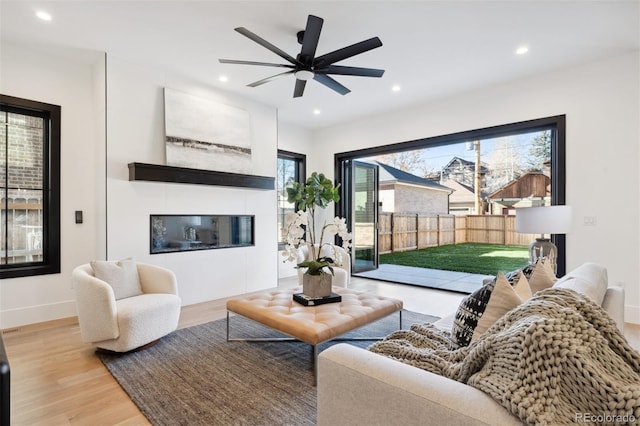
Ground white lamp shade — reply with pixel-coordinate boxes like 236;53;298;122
515;205;572;234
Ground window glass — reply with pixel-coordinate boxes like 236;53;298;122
277;152;305;245
0;95;60;278
1;113;44;264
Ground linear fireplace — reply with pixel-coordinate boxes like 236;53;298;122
150;214;254;254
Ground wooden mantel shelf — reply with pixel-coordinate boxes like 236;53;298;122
128;162;274;190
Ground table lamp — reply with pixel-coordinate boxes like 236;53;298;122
515;205;572;273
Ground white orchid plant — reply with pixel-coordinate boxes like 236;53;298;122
281;172;352;276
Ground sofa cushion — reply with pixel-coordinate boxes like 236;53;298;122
91;258;142;300
527;259;557;294
552;262;608;305
471;273;531;342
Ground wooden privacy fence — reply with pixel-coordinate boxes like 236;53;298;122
378;213;537;254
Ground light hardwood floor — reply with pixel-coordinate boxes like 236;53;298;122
3;276;640;426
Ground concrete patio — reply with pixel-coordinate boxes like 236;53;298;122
354;263;493;294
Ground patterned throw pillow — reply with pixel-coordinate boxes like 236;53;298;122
519;263;535;281
451;279;496;347
451;268;527;347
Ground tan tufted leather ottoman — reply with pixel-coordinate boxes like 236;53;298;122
226;286;403;383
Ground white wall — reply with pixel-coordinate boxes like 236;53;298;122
2;42;637;326
105;56;279;305
312;52;640;324
0;42;106;328
0;44;301;325
275;120;313;278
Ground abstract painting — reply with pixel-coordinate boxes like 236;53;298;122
164;88;252;174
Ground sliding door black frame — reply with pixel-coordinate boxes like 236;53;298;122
334;115;567;277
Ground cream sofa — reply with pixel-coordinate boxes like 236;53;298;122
317;263;625;426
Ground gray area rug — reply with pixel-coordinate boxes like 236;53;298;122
99;309;439;426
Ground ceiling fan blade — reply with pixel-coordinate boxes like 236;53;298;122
219;59;295;69
293;79;307;98
313;74;351;95
299;15;323;65
315;65;385;78
314;37;383;67
235;27;302;66
247;70;295;87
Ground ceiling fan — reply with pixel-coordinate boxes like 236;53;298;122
219;14;385;98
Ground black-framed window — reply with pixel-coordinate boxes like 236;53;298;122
277;150;305;247
0;95;61;278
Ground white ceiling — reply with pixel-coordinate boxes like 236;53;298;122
1;1;638;130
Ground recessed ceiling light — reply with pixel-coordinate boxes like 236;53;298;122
391;85;401;92
218;75;229;83
35;10;52;21
516;46;529;55
313;109;321;115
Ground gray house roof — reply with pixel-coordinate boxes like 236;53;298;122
374;161;452;193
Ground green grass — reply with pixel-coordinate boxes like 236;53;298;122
379;243;529;276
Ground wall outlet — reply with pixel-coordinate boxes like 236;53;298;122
583;216;597;226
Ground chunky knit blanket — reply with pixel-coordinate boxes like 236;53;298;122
369;288;640;425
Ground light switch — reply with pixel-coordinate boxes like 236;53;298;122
75;210;83;224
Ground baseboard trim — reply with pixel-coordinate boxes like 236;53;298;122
1;300;77;330
625;304;640;325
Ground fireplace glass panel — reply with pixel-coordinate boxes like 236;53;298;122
150;214;254;254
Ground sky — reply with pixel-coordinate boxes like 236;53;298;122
366;130;548;177
423;132;540;171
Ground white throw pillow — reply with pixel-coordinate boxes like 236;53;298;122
91;258;142;300
471;272;532;342
527;259;557;294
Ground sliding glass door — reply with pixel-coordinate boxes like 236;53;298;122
335;115;566;279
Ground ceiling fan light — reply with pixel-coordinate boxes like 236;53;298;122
294;70;314;81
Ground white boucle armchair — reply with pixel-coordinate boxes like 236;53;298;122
297;244;351;287
73;262;181;352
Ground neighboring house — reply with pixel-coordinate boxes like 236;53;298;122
435;157;490;215
439;179;480;215
440;156;489;189
486;171;551;214
375;161;453;214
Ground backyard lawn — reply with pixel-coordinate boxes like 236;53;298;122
379;243;530;276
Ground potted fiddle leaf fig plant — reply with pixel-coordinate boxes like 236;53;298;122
281;172;352;298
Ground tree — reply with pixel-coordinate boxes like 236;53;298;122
418;163;441;180
375;150;424;174
527;130;551;171
277;157;296;191
484;137;524;193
